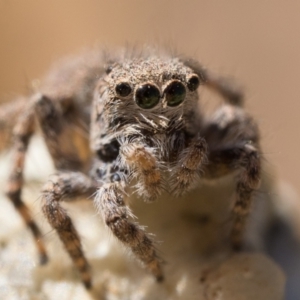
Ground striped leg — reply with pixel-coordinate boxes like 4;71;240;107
5;104;48;264
204;143;261;249
41;172;97;288
96;181;164;281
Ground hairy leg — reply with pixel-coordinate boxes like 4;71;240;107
181;57;244;106
119;142;163;201
34;94;88;171
5;92;90;265
96;180;164;281
171;136;207;196
204;142;261;249
201;103;261;249
0;98;26;151
41;172;97;288
5;102;49;263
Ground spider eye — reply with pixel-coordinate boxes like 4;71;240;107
135;83;160;109
115;82;132;97
164;80;186;107
187;74;200;91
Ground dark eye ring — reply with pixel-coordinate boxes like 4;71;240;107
115;81;132;97
164;80;186;107
187;74;200;91
135;83;161;109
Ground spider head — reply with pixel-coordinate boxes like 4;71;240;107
98;56;202;134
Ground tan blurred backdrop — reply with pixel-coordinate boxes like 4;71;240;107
0;1;299;195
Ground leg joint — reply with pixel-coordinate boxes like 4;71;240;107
5;189;23;208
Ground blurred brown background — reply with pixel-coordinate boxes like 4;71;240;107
0;2;299;199
0;1;300;299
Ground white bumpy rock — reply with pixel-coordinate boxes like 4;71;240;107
0;136;286;300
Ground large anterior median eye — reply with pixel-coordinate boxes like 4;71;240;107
164;80;186;107
135;83;160;109
115;82;132;97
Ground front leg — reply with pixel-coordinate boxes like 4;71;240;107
171;135;207;196
95;180;164;281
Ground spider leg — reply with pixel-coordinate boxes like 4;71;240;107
34;94;88;171
202;105;261;250
181;57;244;106
5;103;49;264
204;143;261;249
96;180;164;281
120;142;163;201
41;172;97;289
171;136;207;196
0;98;26;151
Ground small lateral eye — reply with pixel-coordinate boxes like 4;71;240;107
115;82;132;97
187;74;200;91
164;80;186;107
135;83;160;109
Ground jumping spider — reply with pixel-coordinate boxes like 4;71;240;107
2;48;260;288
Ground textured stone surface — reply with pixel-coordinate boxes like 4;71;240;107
203;253;285;300
0;136;286;299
